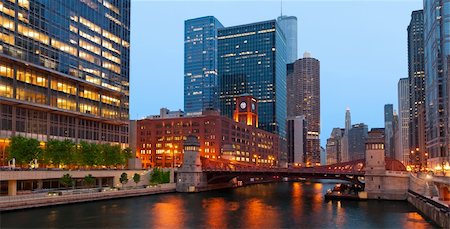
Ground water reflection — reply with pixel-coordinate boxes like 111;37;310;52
151;196;185;229
1;182;437;229
203;198;228;228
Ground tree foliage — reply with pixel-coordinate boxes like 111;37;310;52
83;174;96;188
7;136;42;166
150;168;170;184
60;173;74;188
133;173;141;186
44;139;75;167
119;172;128;187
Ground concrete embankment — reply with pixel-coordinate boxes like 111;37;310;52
0;183;175;212
407;190;450;228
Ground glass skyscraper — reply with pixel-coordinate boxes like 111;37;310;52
407;10;426;166
217;20;287;137
0;0;130;163
424;0;450;166
184;16;223;115
277;15;297;64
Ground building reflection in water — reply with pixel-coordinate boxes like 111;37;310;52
151;196;185;229
203;197;228;228
291;182;304;223
242;198;281;228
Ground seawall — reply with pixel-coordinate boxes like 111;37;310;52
407;190;450;228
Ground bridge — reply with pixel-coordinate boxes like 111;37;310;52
176;136;407;193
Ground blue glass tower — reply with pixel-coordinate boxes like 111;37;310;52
424;0;450;165
217;20;287;137
184;16;223;115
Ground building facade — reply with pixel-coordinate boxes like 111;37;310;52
287;52;320;165
287;115;306;166
0;0;130;164
384;104;394;158
184;16;223;115
217;20;287;137
326;128;344;165
424;0;450;167
135;110;280;168
348;123;368;161
407;10;426;166
398;78;410;164
276;15;297;64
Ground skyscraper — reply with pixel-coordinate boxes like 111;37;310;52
326;128;344;164
218;20;287;137
0;0;130;163
287;115;307;166
384;104;394;158
184;16;223;115
348;123;368;161
398;78;410;164
277;15;297;64
287;52;320;165
424;0;450;167
341;108;351;162
407;10;426;166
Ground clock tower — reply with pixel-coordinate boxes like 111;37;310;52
233;94;258;127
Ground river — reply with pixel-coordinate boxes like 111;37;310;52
1;180;437;228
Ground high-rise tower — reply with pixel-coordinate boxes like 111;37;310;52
0;0;130;164
384;104;394;158
424;0;450;167
407;10;426;167
277;15;297;64
184;16;224;115
218;20;287;137
398;78;410;164
287;52;320;165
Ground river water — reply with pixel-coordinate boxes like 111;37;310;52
1;180;437;228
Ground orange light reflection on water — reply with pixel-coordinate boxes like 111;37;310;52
242;198;280;228
291;182;304;221
151;196;185;229
203;197;228;228
402;212;432;229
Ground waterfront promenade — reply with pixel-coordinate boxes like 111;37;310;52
0;183;175;211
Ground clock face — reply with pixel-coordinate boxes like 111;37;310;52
251;103;255;111
240;101;247;110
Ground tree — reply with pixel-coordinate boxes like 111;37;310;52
7;136;42;166
132;173;141;187
83;174;96;188
79;141;101;168
120;147;133;166
150;168;170;184
60;173;74;189
119;172;128;188
44;139;75;167
101;144;121;167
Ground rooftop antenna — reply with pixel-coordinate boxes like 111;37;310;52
280;0;283;17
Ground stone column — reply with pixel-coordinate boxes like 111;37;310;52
37;180;43;190
170;168;175;183
8;180;17;196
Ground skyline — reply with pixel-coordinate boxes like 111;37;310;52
130;1;422;146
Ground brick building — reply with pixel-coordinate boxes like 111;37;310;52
135;109;279;168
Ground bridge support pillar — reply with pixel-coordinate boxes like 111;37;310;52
176;136;207;192
436;183;450;201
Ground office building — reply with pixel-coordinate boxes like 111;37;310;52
135;109;279;168
0;0;131;164
287;115;307;166
398;78;410;164
277;15;297;64
407;10;426;166
287;52;320;165
384;104;395;158
217;20;287;137
184;16;223;114
341;108;351;162
326;128;345;165
424;0;450;167
348;123;368;161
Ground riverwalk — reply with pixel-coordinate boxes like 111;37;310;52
0;183;176;211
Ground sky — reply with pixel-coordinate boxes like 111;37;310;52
130;0;422;146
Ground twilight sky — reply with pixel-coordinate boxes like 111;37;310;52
130;0;422;146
